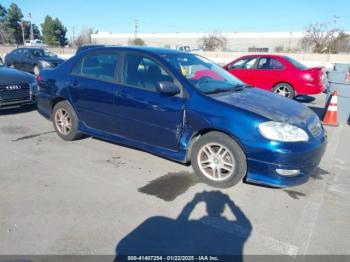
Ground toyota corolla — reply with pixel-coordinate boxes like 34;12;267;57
36;47;326;188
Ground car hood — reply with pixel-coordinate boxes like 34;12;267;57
0;67;34;84
210;87;316;125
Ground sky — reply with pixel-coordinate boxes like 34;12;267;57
1;0;350;38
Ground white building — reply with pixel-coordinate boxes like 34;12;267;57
91;32;306;52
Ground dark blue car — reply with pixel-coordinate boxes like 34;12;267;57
36;47;326;188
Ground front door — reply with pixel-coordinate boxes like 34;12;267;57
226;56;259;86
116;53;185;150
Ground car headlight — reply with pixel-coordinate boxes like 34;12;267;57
258;121;309;142
40;60;52;68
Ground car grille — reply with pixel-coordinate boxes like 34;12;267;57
308;118;322;138
0;83;31;104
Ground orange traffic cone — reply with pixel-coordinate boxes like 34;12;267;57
323;91;339;126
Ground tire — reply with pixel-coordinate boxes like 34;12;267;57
33;65;40;76
191;132;247;188
273;83;295;99
52;101;82;141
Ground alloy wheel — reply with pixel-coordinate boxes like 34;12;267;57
54;108;72;135
275;86;291;97
197;143;235;181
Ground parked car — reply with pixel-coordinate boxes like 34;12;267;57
0;65;37;109
36;47;326;188
4;48;64;75
76;44;106;54
24;39;47;48
223;54;325;98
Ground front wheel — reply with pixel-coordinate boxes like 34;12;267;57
52;101;82;141
191;132;247;188
273;83;295;98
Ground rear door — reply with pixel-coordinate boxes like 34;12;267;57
115;52;185;150
68;51;121;133
254;57;285;90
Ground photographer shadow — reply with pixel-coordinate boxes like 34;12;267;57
115;191;252;261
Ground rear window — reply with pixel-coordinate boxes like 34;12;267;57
72;52;119;82
284;56;307;69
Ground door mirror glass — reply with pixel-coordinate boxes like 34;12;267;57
156;81;180;96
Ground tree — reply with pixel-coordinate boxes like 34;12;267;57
41;16;67;46
333;32;350;53
301;22;350;53
5;3;23;44
0;4;7;20
128;38;146;46
0;4;12;44
74;28;93;47
199;32;227;51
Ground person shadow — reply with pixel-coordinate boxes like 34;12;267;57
115;191;252;262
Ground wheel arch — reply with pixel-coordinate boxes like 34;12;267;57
50;96;67;119
184;128;247;163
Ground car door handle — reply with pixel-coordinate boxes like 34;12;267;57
66;80;79;87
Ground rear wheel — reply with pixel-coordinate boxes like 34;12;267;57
52;101;82;141
191;132;247;188
273;83;295;98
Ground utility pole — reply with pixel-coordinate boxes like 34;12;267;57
72;26;75;44
134;19;138;39
29;12;34;40
20;21;25;45
288;32;292;52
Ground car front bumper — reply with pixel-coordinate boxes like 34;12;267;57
244;135;327;188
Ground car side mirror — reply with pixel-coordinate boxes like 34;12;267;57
156;81;181;96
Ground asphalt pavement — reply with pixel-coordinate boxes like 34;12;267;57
0;94;349;260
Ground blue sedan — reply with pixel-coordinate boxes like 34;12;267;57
36;47;326;188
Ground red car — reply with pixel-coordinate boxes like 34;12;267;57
223;54;325;98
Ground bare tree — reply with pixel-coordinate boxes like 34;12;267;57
301;23;350;53
127;38;146;46
74;28;93;47
199;32;227;51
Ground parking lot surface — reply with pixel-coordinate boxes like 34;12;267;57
0;94;349;258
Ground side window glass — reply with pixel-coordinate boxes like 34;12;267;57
257;58;269;69
71;52;119;82
229;58;248;69
229;57;257;69
270;58;284;69
257;58;284;70
122;54;174;92
244;58;258;69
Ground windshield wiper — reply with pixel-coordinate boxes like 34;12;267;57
206;87;244;95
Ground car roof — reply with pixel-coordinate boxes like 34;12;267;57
240;54;286;58
81;46;186;56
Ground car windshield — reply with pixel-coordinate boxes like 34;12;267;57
163;53;245;94
31;49;57;58
284;56;307;69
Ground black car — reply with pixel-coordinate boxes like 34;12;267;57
0;65;37;109
4;48;64;75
